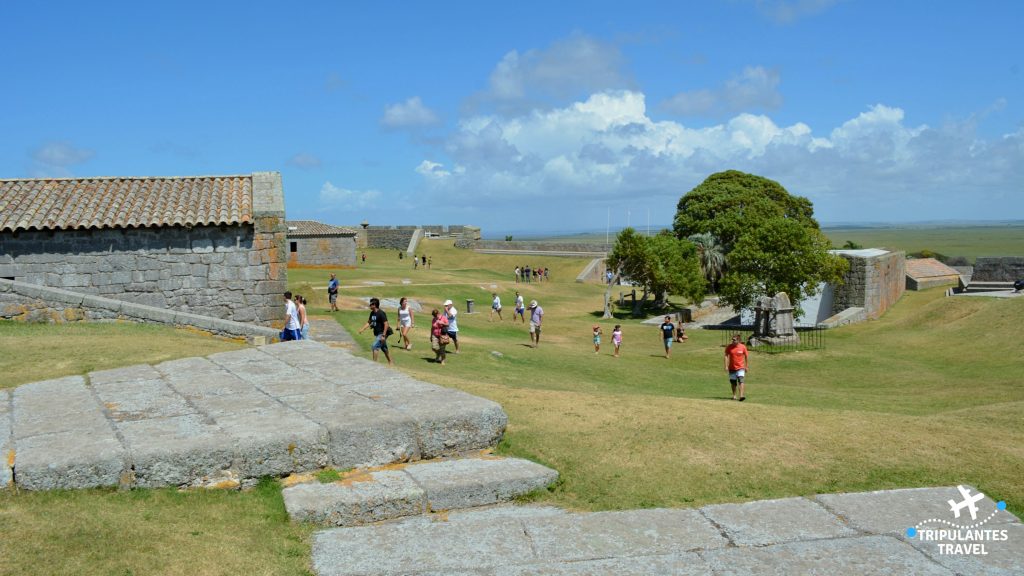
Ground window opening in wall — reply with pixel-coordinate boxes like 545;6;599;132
290;242;297;253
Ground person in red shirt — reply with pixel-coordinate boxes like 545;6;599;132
724;333;749;401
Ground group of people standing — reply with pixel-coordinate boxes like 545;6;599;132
280;291;310;341
514;265;548;283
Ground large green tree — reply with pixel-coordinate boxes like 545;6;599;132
674;170;818;251
607;228;705;316
674;170;846;316
717;218;847;315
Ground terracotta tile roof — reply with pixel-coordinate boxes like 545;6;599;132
286;220;357;236
905;258;961;279
0;175;253;233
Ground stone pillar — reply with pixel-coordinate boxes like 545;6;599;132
252;171;287;325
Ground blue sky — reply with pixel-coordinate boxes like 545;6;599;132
2;1;1021;235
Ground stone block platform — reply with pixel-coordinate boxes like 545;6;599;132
283;455;558;526
2;340;507;490
312;487;1022;575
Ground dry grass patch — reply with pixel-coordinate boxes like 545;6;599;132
0;321;245;389
0;480;314;576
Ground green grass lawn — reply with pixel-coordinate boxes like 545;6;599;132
823;225;1024;262
1;237;1021;575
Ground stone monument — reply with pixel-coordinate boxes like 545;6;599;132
750;292;800;347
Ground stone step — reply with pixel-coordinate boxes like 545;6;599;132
282;455;558;526
310;487;1022;576
8;341;508;490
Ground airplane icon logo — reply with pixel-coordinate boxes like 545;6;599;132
948;485;985;520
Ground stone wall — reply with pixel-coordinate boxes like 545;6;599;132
0;171;287;325
832;251;905;320
459;240;611;253
906;275;959;291
973;257;1024;281
289;235;357;266
0;279;279;343
366;228;416;250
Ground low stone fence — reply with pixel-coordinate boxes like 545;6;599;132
0;279;278;344
974;257;1024;281
459;240;611;253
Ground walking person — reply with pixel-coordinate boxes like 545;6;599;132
593;324;602;353
358;297;394;365
413;256;418;270
660;315;675;359
612;325;622;357
490;292;503;321
443;299;460;353
430;308;449;365
514;291;525;323
514;266;520;283
725;333;749;401
528;300;543;347
397;297;415;350
280;292;302;341
297;295;309;340
524;265;531;283
427;256;432;270
327;273;340;312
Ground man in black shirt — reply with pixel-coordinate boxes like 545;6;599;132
660;315;675;359
358;297;393;365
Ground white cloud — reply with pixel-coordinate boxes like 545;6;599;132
415;90;1024;224
288;152;322;169
662;66;782;117
29;141;94;176
318;181;381;209
474;34;630;113
381;96;440;128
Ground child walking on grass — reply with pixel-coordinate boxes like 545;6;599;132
612;325;622;357
593;325;602;353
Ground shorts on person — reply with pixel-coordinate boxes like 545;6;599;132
729;369;745;382
664;337;673;348
371;334;389;352
529;321;541;334
280;328;301;341
329;292;338;304
492;303;501;311
593;335;601;345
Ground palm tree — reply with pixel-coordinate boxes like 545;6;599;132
688;232;726;293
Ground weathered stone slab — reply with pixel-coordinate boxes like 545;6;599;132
816;487;1017;534
701;534;954;575
210;348;339;397
284;469;426;525
156;357;260;399
386;391;508;458
280;390;420;468
11;376;128;489
115;414;232;487
1;390;12;487
908;521;1024;575
13;429;128;490
90;377;194;422
210;407;328;476
12;376;111;438
524;508;728;562
312;516;536;575
404;457;558;511
701;496;856;546
493;553;711;576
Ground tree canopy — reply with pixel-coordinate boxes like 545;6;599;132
673;170;846;316
673;170;818;251
718;218;847;314
607;228;705;315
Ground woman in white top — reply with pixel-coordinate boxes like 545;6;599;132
397;297;415;350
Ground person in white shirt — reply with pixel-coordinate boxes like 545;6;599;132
490;292;503;322
281;292;301;341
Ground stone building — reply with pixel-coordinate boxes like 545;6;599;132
286;220;357;266
831;248;905;320
905;258;961;290
973;257;1024;282
0;172;287;325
